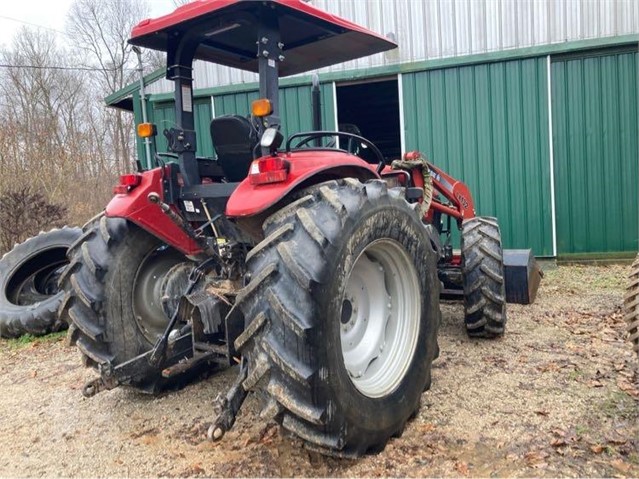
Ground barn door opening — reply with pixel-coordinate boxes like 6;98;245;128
335;77;402;162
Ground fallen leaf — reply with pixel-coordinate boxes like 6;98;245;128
524;450;549;465
454;461;469;476
611;460;631;474
616;378;639;397
606;435;628;446
590;445;604;454
535;410;549;416
551;438;567;448
30;370;37;378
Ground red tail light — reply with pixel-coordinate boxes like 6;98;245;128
113;174;142;195
249;157;289;185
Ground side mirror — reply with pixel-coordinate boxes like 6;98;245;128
260;127;284;154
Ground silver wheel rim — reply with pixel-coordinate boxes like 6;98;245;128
340;238;421;398
132;247;189;343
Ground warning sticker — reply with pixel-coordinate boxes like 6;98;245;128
181;85;192;113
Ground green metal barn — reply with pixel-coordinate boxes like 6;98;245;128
108;0;638;259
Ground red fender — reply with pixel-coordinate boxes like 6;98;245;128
106;167;202;256
226;150;379;218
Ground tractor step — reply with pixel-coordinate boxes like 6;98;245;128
503;249;543;305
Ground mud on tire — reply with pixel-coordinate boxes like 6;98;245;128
461;216;507;338
0;227;81;338
625;254;639;358
58;215;191;392
234;179;441;456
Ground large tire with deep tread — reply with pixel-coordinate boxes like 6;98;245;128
460;216;507;338
625;254;639;358
58;215;190;392
0;227;81;338
235;179;440;456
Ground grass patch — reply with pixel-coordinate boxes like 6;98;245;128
600;391;639;420
543;264;629;292
567;369;586;381
3;331;66;350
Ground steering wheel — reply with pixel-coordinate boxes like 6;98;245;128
293;135;337;149
286;131;387;173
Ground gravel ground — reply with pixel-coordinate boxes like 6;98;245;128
0;264;637;477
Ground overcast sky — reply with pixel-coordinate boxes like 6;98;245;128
0;0;176;48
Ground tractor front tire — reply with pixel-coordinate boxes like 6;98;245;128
461;216;507;338
0;227;81;338
625;254;639;358
58;215;192;392
235;179;440;456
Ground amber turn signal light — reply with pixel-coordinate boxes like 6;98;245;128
137;122;157;138
251;98;273;117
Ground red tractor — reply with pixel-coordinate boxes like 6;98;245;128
59;0;516;456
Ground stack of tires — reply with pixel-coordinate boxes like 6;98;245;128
0;228;81;338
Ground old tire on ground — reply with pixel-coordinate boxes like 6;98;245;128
625;254;639;358
461;216;507;338
0;227;81;338
58;216;194;392
235;179;440;456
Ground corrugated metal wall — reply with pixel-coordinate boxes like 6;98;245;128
149;98;214;160
147;83;334;164
146;0;639;94
552;50;638;254
402;57;553;256
213;83;335;138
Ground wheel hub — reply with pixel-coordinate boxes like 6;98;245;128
339;239;421;398
132;248;193;343
340;254;390;378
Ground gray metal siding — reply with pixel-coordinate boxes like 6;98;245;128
146;0;639;94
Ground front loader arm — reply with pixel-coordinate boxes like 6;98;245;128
427;163;475;221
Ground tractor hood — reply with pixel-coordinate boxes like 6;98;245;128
129;0;397;77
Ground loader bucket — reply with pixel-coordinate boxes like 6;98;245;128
503;249;543;305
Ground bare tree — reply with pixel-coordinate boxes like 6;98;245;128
0;186;67;254
66;0;150;174
0;1;164;249
0;27;118;238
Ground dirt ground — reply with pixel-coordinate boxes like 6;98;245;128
0;264;637;477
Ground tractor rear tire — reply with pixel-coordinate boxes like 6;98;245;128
0;227;81;338
625;254;639;358
58;215;193;392
235;179;440;456
461;216;507;338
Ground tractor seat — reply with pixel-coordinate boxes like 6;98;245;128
210;115;258;182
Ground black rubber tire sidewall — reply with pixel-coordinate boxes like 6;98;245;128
0;227;81;338
102;226;167;362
